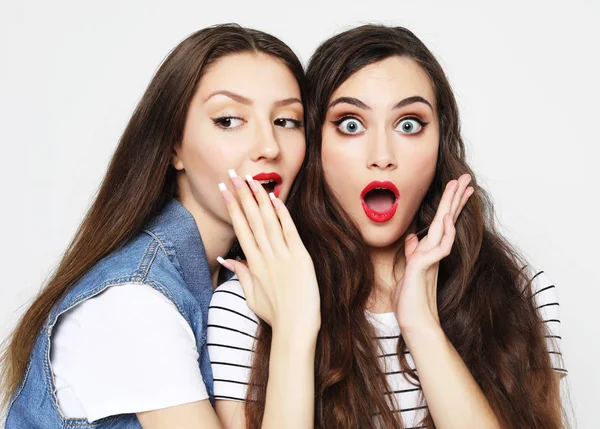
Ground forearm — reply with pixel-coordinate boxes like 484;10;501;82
404;325;500;429
261;330;316;429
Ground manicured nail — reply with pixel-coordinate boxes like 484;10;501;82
228;169;243;189
269;192;282;209
218;183;232;202
217;256;234;271
245;174;258;192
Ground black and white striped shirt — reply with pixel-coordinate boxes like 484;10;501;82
207;270;565;428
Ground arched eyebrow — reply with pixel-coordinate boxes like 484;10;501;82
328;95;433;112
328;96;370;110
205;90;252;104
204;90;302;107
275;97;303;107
393;96;433;112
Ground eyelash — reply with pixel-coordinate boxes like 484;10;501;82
211;116;303;130
211;116;244;131
330;115;429;134
399;116;428;128
276;117;304;128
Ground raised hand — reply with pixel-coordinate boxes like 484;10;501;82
392;174;474;334
218;170;321;339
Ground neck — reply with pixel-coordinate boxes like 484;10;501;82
178;195;236;288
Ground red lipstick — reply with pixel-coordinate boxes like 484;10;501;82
252;172;283;197
360;181;400;223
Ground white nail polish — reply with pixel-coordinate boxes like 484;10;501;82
269;192;276;200
218;183;227;191
217;256;233;271
228;169;237;178
245;174;253;183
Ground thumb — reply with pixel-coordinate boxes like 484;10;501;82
217;257;254;298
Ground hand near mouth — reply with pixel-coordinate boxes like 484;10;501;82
217;169;321;340
391;173;474;336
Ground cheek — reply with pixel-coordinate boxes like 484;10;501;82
411;148;438;187
321;141;349;193
181;123;247;178
398;145;439;211
280;132;307;174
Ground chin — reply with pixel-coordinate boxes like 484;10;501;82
359;222;407;249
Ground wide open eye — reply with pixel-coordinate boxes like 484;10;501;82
395;117;426;135
334;117;366;135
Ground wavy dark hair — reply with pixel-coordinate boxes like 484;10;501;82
0;23;305;411
245;25;565;428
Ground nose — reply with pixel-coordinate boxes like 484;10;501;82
250;119;281;162
367;129;397;170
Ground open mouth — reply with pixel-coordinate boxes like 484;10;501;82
360;181;400;223
253;172;283;197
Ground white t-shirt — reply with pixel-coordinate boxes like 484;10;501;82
50;283;208;422
207;271;566;429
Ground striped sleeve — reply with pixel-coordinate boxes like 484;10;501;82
530;270;567;375
207;278;259;401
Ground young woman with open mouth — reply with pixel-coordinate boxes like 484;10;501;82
212;25;566;429
1;24;318;429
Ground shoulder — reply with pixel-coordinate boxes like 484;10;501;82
528;270;560;309
526;269;567;374
62;231;170;308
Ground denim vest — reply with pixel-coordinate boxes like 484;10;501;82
6;199;216;428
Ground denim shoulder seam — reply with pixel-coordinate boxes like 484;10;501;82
135;239;159;281
143;229;169;257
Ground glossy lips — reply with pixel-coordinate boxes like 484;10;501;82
252;172;283;197
360;181;400;223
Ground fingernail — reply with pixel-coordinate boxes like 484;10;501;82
269;192;281;209
228;169;243;189
246;174;258;192
217;256;234;271
218;183;232;202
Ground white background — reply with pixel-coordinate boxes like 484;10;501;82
0;0;598;427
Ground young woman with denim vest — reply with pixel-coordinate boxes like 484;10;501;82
1;24;319;429
210;25;566;429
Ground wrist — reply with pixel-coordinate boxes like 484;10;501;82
273;312;321;341
271;325;318;357
400;319;447;348
396;309;440;334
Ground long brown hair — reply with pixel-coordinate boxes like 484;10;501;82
0;23;305;410
246;25;564;428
